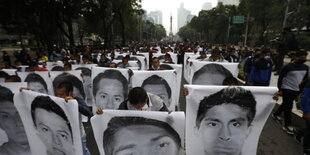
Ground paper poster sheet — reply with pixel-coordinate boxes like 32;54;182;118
49;71;84;98
17;72;51;95
91;110;185;155
185;85;278;155
131;70;177;110
0;83;29;155
188;60;239;85
14;90;83;155
92;67;130;111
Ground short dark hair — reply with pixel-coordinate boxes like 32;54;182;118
141;75;171;98
57;81;73;96
192;63;233;85
0;71;9;79
51;66;64;71
160;64;174;70
128;87;148;105
93;69;128;98
294;50;308;57
0;85;14;103
5;75;21;82
53;72;85;99
25;73;48;91
103;116;181;155
31;95;72;139
196;87;256;128
222;76;240;86
75;67;91;76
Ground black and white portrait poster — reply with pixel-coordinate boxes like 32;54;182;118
185;85;278;155
1;69;17;75
91;110;185;155
136;52;150;69
183;53;199;83
49;70;84;98
153;52;178;64
189;60;239;85
160;63;183;108
131;55;147;70
14;90;83;155
46;61;64;71
131;70;177;110
0;82;29;155
17;71;51;95
92;67;130;111
72;64;97;107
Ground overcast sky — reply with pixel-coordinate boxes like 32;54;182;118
141;0;218;34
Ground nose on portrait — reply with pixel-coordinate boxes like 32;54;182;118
219;127;232;141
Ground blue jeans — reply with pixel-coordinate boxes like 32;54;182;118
82;135;90;155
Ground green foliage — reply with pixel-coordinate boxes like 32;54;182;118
178;0;310;49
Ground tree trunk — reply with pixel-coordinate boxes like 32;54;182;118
119;13;126;46
67;19;75;48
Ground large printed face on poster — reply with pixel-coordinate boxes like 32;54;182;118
50;71;84;99
189;61;239;85
14;90;82;155
0;83;30;155
131;70;176;110
18;72;50;94
185;85;278;155
92;67;129;110
91;110;185;155
72;64;97;107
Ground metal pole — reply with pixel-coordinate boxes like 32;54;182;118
282;0;290;28
244;13;250;46
227;16;231;44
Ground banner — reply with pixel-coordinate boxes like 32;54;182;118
131;70;177;110
14;90;83;155
185;85;278;155
91;110;185;155
188;60;239;85
0;82;29;155
92;67;130;111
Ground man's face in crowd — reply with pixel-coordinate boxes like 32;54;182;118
193;72;226;85
197;104;250;155
34;108;74;155
28;82;47;94
143;84;171;107
152;59;160;69
95;78;124;109
108;125;180;155
0;101;28;146
56;87;69;99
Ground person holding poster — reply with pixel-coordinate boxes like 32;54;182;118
141;75;172;108
117;87;168;111
195;87;256;155
103;116;182;155
0;86;31;155
93;69;128;109
31;95;74;155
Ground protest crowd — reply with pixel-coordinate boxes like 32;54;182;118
0;33;309;155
